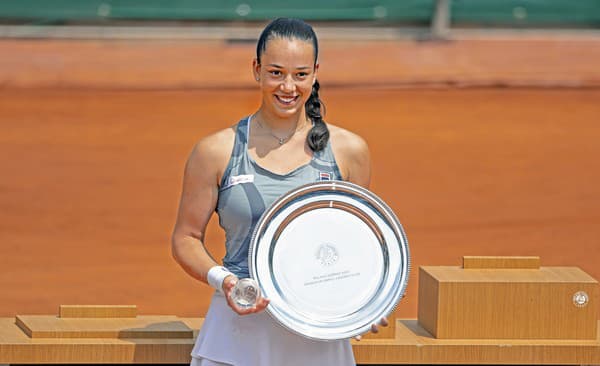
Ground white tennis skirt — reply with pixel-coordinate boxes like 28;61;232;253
191;292;355;366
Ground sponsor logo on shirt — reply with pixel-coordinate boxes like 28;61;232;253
319;172;331;181
223;174;254;189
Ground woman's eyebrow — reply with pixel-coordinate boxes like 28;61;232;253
266;64;311;70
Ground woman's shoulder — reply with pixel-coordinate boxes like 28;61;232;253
326;122;371;186
327;123;369;156
192;126;236;159
186;125;238;182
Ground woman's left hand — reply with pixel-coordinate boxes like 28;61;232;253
353;317;389;341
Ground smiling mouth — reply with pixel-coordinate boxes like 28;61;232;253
275;95;299;106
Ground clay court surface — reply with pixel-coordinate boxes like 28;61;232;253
0;36;599;319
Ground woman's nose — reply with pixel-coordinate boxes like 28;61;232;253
280;75;295;92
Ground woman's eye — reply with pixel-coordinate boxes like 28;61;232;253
270;70;281;76
297;72;307;78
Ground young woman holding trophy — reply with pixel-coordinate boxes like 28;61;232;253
172;18;386;366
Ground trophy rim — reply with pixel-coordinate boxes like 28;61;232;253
248;180;410;341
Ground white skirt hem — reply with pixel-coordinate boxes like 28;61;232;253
191;293;355;366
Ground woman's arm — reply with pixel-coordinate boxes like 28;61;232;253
171;134;226;284
171;128;269;315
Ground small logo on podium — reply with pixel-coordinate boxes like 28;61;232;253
316;244;338;266
572;291;589;308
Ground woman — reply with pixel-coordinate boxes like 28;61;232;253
172;18;380;366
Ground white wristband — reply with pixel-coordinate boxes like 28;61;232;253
207;266;233;292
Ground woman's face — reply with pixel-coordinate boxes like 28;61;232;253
253;37;318;120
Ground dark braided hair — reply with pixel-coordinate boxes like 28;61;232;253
256;18;329;152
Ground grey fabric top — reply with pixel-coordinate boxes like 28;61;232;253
216;116;343;278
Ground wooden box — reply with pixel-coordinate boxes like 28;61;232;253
418;256;598;339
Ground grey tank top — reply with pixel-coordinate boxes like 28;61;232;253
216;116;343;278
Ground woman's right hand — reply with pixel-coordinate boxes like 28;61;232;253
222;275;270;315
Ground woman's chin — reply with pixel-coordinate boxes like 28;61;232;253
270;106;302;119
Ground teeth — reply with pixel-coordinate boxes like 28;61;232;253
277;95;296;103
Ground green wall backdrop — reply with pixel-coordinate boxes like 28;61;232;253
0;0;599;27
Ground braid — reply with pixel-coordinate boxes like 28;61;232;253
305;80;329;152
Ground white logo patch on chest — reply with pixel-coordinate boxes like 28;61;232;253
224;174;254;189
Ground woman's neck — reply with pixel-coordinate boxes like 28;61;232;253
254;107;309;134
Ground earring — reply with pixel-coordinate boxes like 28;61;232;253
256;77;260;81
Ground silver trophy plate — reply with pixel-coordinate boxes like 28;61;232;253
249;181;410;341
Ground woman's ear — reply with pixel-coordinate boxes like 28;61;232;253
252;58;261;82
313;63;320;84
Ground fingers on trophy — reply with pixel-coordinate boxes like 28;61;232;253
354;317;389;341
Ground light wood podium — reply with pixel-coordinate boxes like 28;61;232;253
418;256;598;340
1;256;599;364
